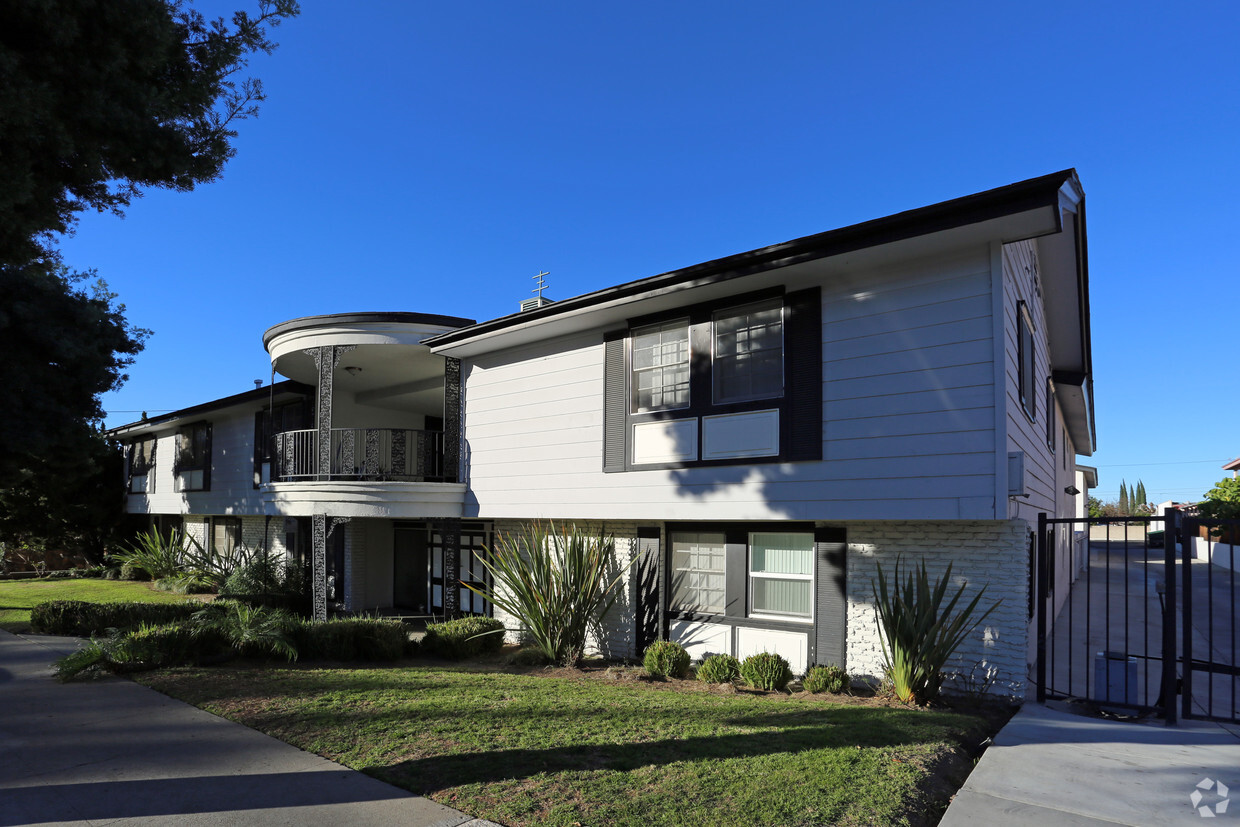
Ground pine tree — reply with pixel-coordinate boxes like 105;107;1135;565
1119;481;1129;515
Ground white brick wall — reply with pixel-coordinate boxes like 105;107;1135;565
489;519;642;659
844;519;1029;699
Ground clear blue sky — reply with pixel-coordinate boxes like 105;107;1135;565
63;1;1239;506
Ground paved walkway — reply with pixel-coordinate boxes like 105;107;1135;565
0;630;496;827
940;701;1240;825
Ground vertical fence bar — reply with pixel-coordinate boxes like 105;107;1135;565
1036;512;1049;703
1162;508;1178;724
1181;514;1193;721
1207;530;1215;718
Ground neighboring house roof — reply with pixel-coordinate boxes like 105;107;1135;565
105;380;314;438
1223;457;1240;473
1076;464;1099;489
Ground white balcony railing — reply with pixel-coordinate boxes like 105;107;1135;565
273;428;445;482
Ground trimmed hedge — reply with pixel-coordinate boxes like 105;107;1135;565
740;651;793;691
643;640;690;679
803;664;850;694
423;616;506;660
293;618;410;661
31;600;203;636
696;653;741;684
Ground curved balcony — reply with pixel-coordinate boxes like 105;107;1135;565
274;428;445;482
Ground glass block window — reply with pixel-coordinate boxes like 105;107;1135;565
749;532;813;619
714;300;783;404
632;319;690;412
669;531;726;614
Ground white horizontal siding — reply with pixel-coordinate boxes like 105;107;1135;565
462;248;1000;522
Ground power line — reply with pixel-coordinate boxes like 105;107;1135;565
1093;459;1229;468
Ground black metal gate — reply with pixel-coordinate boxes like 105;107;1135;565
1035;510;1239;725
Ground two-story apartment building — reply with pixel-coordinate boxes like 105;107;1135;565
109;169;1093;696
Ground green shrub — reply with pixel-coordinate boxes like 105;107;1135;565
219;553;309;612
872;557;999;705
803;664;850;694
193;602;299;661
643;640;690;679
696;653;740;684
55;621;229;681
119;562;150;581
423;616;506;660
31;600;203;636
465;521;633;667
294;617;410;661
740;652;793;691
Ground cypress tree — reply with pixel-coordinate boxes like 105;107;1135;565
1136;480;1147;511
1119;481;1129;515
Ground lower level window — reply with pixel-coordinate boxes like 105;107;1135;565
670;532;726;614
211;517;240;556
749;532;813;619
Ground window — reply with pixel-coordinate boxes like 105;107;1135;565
669;532;727;614
713;300;783;404
210;517;240;555
631;319;690;412
749;532;813;619
604;287;820;472
1017;300;1035;420
1045;377;1056;452
174;421;211;491
128;436;156;493
666;524;816;624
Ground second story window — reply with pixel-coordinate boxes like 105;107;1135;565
713;299;783;404
1017;300;1035;421
174;421;211;492
128;436;156;493
631;319;690;412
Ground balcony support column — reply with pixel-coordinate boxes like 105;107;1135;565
311;514;351;621
444;357;461;484
439;517;461;618
305;345;355;480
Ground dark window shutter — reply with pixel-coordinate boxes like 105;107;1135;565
148;439;156;493
203;423;213;491
172;432;183;476
784;287;822;461
635;528;661;652
603;332;627;472
814;526;847;668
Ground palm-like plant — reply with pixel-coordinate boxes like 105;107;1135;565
872;557;999;705
111;529;187;580
192;601;299;661
465;521;632;667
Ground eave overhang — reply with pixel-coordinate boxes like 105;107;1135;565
105;380;315;439
427;170;1082;359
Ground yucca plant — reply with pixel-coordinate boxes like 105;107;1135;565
465;521;633;667
111;529;187;580
872;557;999;705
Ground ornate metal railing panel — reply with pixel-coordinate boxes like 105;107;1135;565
273;428;445;482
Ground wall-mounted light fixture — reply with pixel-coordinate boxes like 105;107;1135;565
1064;485;1081;496
343;366;362;376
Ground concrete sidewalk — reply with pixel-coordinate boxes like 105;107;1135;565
0;630;497;827
940;701;1240;825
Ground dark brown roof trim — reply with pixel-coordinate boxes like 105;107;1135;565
427;169;1079;349
263;312;476;349
106;380;315;435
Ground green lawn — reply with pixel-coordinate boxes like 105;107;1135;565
139;664;996;826
0;578;200;632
